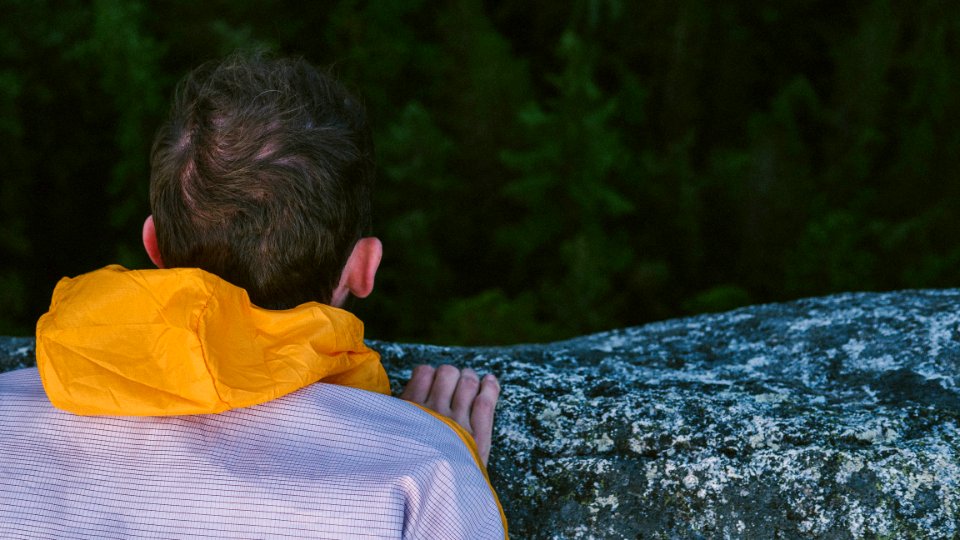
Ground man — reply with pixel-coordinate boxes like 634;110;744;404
0;53;506;538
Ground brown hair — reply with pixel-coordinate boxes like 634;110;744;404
149;53;374;308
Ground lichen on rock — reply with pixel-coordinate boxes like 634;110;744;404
3;290;959;538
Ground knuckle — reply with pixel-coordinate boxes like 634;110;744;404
436;364;460;378
473;393;496;412
459;372;480;387
412;364;435;377
457;379;479;397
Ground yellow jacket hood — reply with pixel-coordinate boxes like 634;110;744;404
36;265;389;416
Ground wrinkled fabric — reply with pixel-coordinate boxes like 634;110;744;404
0;367;508;539
8;265;508;538
36;265;390;415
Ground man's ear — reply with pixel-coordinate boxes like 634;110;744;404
331;237;382;308
142;215;165;269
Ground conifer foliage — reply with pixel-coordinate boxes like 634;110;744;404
2;1;959;344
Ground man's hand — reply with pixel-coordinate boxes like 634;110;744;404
400;365;500;467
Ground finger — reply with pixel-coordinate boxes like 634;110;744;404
450;368;481;430
424;364;461;416
400;365;435;404
470;374;500;466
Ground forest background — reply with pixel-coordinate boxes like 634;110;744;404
1;0;959;345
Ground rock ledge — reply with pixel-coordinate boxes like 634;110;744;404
3;290;959;539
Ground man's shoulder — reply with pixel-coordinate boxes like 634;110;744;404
0;366;44;402
0;370;506;539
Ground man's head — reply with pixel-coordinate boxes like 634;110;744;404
144;53;381;309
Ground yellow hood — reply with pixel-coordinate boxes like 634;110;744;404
36;265;389;416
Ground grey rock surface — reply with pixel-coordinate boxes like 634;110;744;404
0;337;34;373
3;290;959;539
